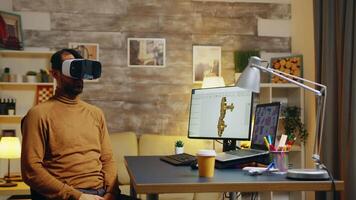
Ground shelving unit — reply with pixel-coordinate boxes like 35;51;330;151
258;83;305;200
0;50;54;118
0;50;54;177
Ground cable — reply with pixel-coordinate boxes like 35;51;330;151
321;165;336;200
247;192;258;200
236;192;241;200
222;192;241;200
223;192;229;200
215;140;223;145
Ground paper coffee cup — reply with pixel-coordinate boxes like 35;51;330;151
196;149;216;177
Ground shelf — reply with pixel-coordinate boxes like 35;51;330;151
0;82;54;86
0;50;54;56
0;115;23;123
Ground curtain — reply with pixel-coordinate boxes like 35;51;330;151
314;0;355;199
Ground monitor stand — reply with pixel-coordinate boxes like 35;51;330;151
222;139;238;152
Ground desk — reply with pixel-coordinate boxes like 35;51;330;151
0;182;30;196
125;156;344;200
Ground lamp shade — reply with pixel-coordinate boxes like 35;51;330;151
0;137;21;159
235;56;262;93
202;76;225;88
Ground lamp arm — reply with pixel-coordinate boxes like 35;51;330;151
252;64;323;96
251;63;328;168
268;67;326;89
266;66;327;164
314;88;327;165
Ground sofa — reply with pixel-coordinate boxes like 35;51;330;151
110;132;223;200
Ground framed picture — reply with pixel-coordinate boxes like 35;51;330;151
270;55;303;83
128;38;166;67
193;45;221;83
68;42;99;61
0;11;23;50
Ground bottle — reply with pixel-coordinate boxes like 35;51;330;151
7;98;16;115
2;67;11;82
13;98;16;115
5;98;10;115
0;98;5;115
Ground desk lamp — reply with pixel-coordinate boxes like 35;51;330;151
0;136;21;187
236;56;329;180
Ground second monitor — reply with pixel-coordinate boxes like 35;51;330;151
188;86;253;150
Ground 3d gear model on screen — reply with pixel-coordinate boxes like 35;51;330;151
217;97;234;137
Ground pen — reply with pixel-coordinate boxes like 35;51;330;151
286;144;292;151
265;162;275;171
263;137;270;150
269;144;276;151
267;135;272;145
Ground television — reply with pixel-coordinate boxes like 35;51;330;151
187;86;253;151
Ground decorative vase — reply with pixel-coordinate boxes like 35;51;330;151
175;147;184;154
25;75;37;83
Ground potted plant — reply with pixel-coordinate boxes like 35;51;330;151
283;106;308;143
175;140;184;154
25;71;38;83
234;50;260;81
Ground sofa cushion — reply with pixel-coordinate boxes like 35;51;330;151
138;134;214;156
110;132;138;185
119;185;130;196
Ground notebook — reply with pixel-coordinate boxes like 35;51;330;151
216;102;281;164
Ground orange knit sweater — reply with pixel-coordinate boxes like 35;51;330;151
21;94;117;200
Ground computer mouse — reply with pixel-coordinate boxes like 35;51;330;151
190;160;198;170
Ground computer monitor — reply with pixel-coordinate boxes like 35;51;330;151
188;86;253;151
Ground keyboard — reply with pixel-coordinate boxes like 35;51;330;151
160;153;196;166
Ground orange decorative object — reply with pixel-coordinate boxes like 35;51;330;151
36;85;54;104
270;55;303;83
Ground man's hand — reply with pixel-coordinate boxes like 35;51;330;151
79;193;104;200
103;193;116;200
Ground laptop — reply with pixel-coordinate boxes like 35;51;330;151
216;102;281;166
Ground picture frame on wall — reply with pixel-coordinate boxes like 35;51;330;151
127;38;166;67
0;11;23;50
68;42;99;61
193;45;221;83
68;42;100;82
270;55;303;83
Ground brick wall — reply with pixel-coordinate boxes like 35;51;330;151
8;0;291;135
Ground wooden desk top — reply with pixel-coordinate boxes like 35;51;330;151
125;156;344;194
0;181;30;195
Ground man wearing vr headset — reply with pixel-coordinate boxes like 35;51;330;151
21;49;130;200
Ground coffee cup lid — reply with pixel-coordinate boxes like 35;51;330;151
196;149;216;157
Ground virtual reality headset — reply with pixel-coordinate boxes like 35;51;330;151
62;59;101;80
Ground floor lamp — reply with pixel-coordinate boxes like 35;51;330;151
0;136;21;187
236;56;329;180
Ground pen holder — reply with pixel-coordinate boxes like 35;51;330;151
270;151;289;173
